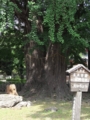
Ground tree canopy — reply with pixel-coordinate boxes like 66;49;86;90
0;0;90;53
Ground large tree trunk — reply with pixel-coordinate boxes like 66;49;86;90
24;42;70;98
25;41;46;92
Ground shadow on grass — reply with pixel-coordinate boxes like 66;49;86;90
26;100;72;120
25;97;90;120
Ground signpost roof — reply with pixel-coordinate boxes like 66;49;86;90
66;64;90;74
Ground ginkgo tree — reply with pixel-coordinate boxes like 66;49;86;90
0;0;90;97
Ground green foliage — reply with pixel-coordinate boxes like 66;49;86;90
0;0;21;32
43;0;77;43
28;1;44;45
27;0;90;52
0;28;25;75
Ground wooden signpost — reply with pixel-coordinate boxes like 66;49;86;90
66;64;90;120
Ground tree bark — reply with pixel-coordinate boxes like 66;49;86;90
24;43;70;98
44;43;69;98
25;41;46;92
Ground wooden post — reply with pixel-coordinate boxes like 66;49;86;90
72;92;82;120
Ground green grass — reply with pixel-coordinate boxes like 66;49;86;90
0;99;90;120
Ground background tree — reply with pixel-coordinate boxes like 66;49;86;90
0;28;25;78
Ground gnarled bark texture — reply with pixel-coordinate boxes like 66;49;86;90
24;43;70;98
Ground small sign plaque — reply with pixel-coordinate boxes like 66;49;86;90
70;82;89;92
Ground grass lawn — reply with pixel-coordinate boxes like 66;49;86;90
0;96;90;120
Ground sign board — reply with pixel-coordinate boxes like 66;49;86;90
66;64;90;92
70;69;89;92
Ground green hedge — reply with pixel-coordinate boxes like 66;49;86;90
6;78;26;84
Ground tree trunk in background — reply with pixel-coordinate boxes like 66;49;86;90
24;42;70;98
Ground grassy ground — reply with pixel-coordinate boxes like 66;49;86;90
0;94;90;120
